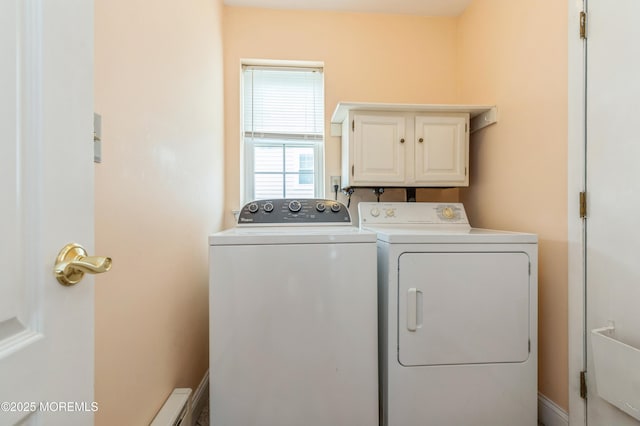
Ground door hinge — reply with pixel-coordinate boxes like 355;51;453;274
528;262;531;275
351;164;354;176
528;339;531;353
580;191;587;218
352;119;355;131
580;370;587;399
465;123;468;133
580;11;587;39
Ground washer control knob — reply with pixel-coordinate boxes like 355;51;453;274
330;203;341;213
263;202;274;213
288;200;302;213
370;208;380;217
316;202;326;212
248;202;259;213
385;208;395;218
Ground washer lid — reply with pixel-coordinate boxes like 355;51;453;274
209;225;376;246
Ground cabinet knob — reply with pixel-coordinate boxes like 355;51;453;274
419;138;424;143
400;138;405;144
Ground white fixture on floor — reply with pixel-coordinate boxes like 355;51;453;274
150;388;192;426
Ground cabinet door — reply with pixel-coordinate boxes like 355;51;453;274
414;115;468;186
352;114;406;185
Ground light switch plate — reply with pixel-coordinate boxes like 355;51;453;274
93;112;102;163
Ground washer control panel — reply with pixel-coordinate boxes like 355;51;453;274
358;202;470;226
238;199;351;225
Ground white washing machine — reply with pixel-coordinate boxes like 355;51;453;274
209;199;378;426
359;202;538;426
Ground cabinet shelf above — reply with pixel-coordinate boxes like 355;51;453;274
330;102;497;136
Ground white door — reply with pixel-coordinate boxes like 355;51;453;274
0;1;98;425
352;113;406;185
414;115;468;186
586;1;640;424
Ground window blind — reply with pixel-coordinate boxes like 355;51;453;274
243;66;324;139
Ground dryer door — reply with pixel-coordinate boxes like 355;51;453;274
398;251;530;366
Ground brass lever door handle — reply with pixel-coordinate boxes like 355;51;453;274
54;243;112;286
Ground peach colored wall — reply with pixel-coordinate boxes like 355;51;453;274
94;0;224;423
457;0;569;410
223;7;460;227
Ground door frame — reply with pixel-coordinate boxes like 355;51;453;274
568;0;587;424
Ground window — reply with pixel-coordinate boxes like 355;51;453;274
298;153;313;185
242;64;324;202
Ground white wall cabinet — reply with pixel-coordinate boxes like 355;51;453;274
341;111;469;188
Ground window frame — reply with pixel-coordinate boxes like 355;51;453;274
240;61;325;204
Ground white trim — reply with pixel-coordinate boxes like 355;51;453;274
190;370;209;426
539;393;570;426
329;102;497;136
568;0;587;425
241;58;324;69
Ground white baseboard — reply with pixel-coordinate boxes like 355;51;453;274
190;370;209;426
538;393;569;426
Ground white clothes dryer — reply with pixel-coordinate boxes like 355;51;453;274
209;199;378;426
359;202;538;426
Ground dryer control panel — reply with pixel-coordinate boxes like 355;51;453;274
238;199;351;225
358;202;470;226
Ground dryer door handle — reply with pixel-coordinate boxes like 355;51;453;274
407;288;422;332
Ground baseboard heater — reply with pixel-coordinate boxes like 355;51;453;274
150;388;192;426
